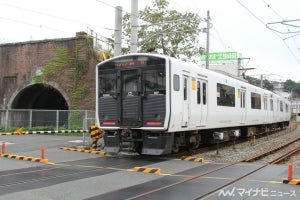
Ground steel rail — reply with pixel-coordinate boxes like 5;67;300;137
127;126;298;200
269;144;300;164
242;134;300;162
126;160;242;200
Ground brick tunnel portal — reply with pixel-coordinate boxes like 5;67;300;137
11;84;68;110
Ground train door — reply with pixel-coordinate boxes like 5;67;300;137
120;69;142;127
191;79;207;127
182;75;190;127
200;80;208;126
240;89;246;124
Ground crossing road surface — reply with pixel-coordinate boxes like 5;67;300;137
0;135;299;199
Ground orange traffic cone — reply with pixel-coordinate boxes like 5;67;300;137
288;162;293;180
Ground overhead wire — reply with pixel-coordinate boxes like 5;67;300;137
210;20;231;51
0;2;114;31
0;16;73;35
263;0;300;63
235;0;300;65
261;0;300;56
261;0;285;20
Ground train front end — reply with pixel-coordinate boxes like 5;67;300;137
96;54;172;155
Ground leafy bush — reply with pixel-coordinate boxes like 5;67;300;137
26;126;55;131
0;126;5;132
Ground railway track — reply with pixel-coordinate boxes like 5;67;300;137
127;159;272;200
126;156;295;200
169;125;291;160
242;133;300;163
126;126;300;200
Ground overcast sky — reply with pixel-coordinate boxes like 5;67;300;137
0;0;299;82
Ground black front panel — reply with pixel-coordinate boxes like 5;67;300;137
98;96;119;125
98;70;119;126
122;96;140;126
98;55;166;128
143;95;165;126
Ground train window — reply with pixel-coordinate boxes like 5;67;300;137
173;74;180;91
270;99;274;111
197;81;201;104
240;90;245;108
99;73;116;97
203;82;207;105
286;104;289;112
280;101;283;112
144;69;166;95
263;96;268;110
123;70;138;96
217;83;235;107
251;92;261;109
183;77;187;100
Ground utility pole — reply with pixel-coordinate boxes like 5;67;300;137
114;6;122;57
130;0;138;53
206;10;210;69
237;57;252;79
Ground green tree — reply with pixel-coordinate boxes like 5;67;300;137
284;79;297;92
245;76;274;91
284;79;300;98
122;0;204;62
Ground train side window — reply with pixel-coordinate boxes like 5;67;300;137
173;74;180;91
183;77;187;100
217;83;235;107
203;82;207;105
251;92;261;109
240;90;245;108
263;96;268;110
197;81;201;104
270;99;274;111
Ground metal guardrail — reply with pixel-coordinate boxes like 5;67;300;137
0;109;96;132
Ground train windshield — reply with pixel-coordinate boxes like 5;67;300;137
144;69;166;95
99;71;116;97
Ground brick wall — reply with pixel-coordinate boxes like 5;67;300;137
0;34;99;110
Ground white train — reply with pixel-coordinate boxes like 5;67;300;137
96;53;291;155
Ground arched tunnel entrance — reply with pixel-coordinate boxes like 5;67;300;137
11;84;68;110
10;84;69;128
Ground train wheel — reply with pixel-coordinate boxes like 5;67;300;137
133;142;143;154
172;136;180;153
172;143;179;153
192;135;201;149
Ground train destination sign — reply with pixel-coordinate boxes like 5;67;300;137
114;60;146;67
201;52;238;61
